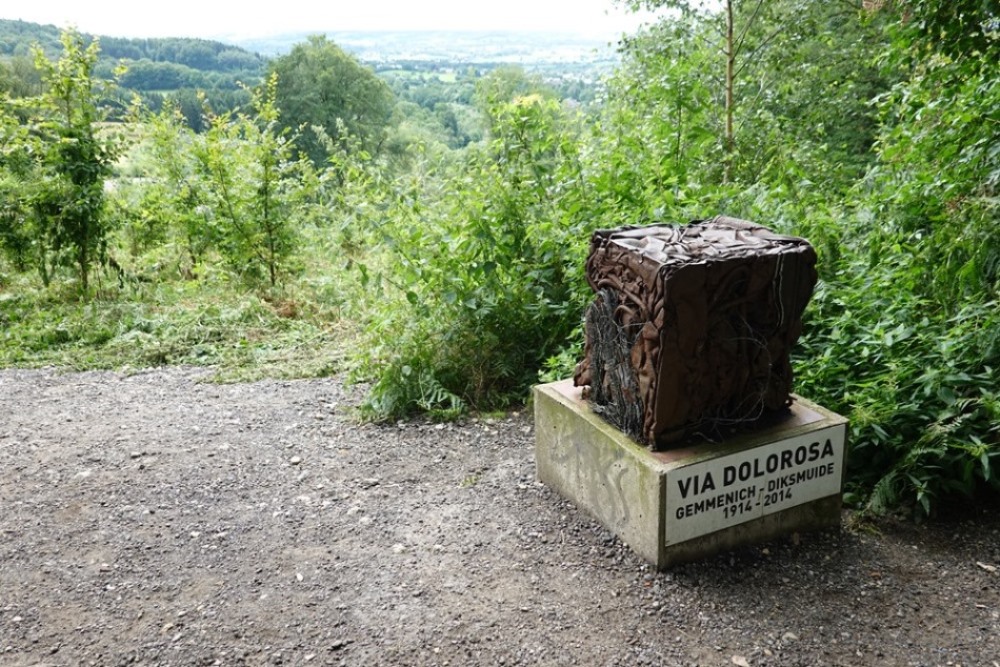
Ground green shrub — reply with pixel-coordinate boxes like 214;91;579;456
354;95;587;419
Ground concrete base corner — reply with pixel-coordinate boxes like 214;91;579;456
533;379;847;569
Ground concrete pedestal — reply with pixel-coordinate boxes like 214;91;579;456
533;380;848;569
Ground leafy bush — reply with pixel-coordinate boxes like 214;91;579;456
354;95;587;419
793;212;1000;516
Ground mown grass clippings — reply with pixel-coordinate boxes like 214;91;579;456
0;270;354;383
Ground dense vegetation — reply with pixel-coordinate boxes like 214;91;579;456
1;0;998;517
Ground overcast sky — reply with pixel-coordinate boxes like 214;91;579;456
3;1;660;40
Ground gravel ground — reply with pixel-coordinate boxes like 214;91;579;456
0;367;998;667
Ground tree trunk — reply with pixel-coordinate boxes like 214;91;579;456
724;0;735;184
79;241;89;291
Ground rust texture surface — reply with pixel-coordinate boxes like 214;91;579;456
573;216;817;449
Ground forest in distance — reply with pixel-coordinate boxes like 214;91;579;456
0;0;998;519
0;19;607;131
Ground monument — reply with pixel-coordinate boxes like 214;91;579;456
534;216;847;568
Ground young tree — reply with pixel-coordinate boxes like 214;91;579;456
190;74;315;287
137;98;214;267
26;28;123;290
620;0;775;182
617;0;891;187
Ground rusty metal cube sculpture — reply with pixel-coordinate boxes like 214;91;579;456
573;216;817;449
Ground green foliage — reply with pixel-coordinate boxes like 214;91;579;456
98;36;265;74
0;54;41;98
0;29;125;291
269;36;395;165
118;103;215;268
190;75;313;287
889;0;1000;65
118;59;201;91
122;76;316;288
354;95;587;419
0;102;37;271
473;66;555;117
612;0;892;192
793;220;1000;516
869;0;1000;302
0;19;64;57
810;0;1000;515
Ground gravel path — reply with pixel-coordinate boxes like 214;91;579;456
1;367;998;667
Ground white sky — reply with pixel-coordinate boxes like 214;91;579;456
3;1;659;40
